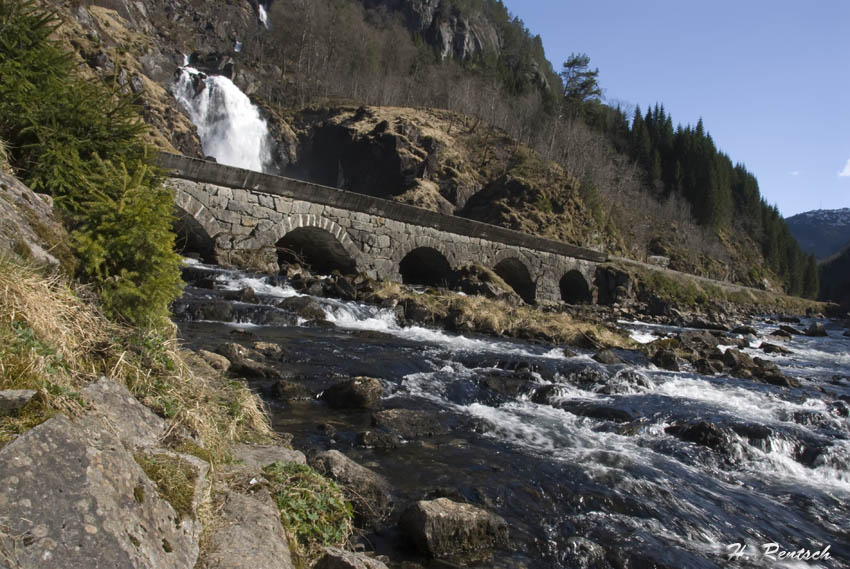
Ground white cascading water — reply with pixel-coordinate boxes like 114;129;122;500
258;3;269;28
172;66;273;173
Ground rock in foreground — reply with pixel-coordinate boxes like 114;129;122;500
399;497;509;558
0;415;200;569
314;547;389;569
198;490;294;569
309;450;394;528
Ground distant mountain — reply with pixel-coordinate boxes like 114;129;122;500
786;208;850;260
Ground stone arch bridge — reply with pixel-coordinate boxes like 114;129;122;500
161;153;608;304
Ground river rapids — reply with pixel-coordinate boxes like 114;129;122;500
174;260;849;569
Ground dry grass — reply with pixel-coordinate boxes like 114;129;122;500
371;280;632;349
624;263;826;315
0;255;274;452
0;138;10;174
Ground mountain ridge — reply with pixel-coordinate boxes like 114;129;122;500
786;207;850;260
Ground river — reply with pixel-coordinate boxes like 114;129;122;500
174;260;849;569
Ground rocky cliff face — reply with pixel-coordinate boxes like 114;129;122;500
281;105;606;249
0;171;73;272
49;0;274;157
359;0;501;61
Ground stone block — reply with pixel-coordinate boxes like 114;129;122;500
216;209;242;225
258;194;275;209
274;197;291;213
314;548;388;569
291;201;311;214
399;498;508;558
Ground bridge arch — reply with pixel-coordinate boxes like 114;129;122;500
398;246;455;287
559;269;592;304
274;215;361;275
173;193;223;263
492;256;536;304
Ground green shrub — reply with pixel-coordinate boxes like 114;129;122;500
263;461;352;562
70;157;182;328
0;0;181;329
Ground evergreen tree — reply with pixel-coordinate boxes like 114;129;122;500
560;52;602;116
0;0;182;328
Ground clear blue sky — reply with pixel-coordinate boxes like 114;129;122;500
501;0;850;217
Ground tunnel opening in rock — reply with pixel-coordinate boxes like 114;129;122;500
399;247;453;287
560;270;592;304
173;208;216;263
493;258;536;304
276;227;357;275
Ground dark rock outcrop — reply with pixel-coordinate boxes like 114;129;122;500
665;421;731;452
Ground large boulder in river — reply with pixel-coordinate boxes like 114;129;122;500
399;497;509;558
322;377;384;409
805;322;828;337
371;408;450;438
277;296;327;321
217;342;282;379
309;450;394;528
592;349;624;365
678;330;721;351
665;421;731;452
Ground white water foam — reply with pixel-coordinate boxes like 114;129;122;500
172;66;273;172
214;274;301;299
322;299;570;359
258;4;269;28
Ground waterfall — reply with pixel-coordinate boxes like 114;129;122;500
258;3;269;28
172;66;273;173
